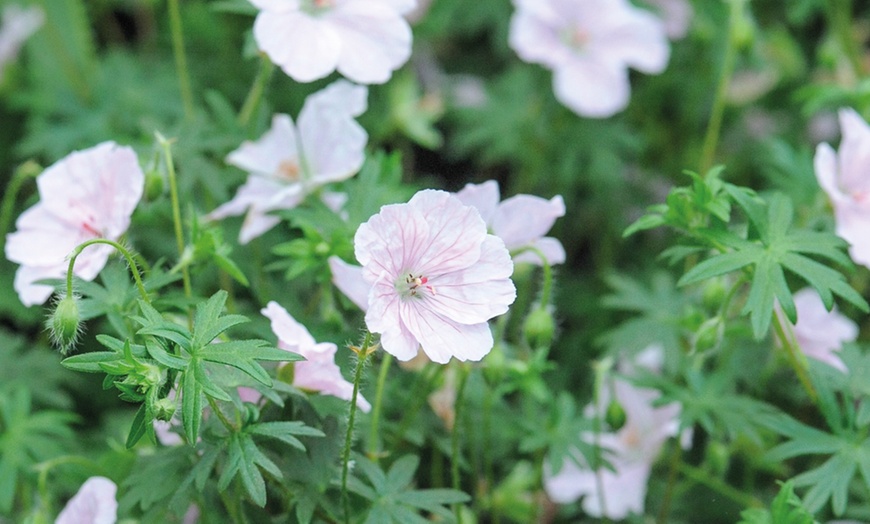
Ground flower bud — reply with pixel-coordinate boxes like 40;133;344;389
153;397;176;422
48;294;82;354
144;168;164;201
138;362;164;389
244;403;260;425
523;307;555;348
605;400;627;431
701;278;727;310
705;441;730;478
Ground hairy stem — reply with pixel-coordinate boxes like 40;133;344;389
156;134;193;309
773;310;818;402
367;352;393;462
342;331;373;524
66;239;149;303
452;363;471;524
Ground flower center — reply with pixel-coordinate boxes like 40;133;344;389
277;160;300;181
397;272;436;299
560;25;590;52
301;0;335;14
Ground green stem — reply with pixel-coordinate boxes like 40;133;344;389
699;0;743;173
0;161;41;245
655;441;682;524
512;246;554;307
592;360;611;522
36;455;104;512
238;55;275;127
773;310;818;402
827;0;864;79
167;0;195;120
452;363;471;524
156;134;193;306
342;332;373;524
367;352;393;462
66;239;150;303
677;462;764;509
206;395;237;432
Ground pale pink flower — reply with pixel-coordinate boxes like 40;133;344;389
508;0;669;118
454;180;566;266
261;301;371;411
329;255;370;311
55;476;118;524
354;189;516;363
5;142;144;306
544;378;681;518
208;80;367;243
0;4;44;83
815;108;870;268
250;0;412;84
786;288;857;373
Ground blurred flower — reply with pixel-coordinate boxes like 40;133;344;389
5;142;144;306
644;0;692;40
454;180;566;266
208;81;367;244
428;365;457;429
0;4;44;83
55;476;118;524
250;0;412;84
262;301;371;411
544;378;681;519
782;288;857;373
355;190;516;363
815;108;870;268
508;0;669;118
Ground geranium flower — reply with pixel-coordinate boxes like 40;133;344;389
544;378;681;519
783;288;857;373
262;301;371;411
0;4;44;83
815;108;870;268
55;476;118;524
208;80;367;244
354;189;516;363
4;142;144;306
454;180;566;266
329;255;370;311
249;0;412;84
508;0;669;118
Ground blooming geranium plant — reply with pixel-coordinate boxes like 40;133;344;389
4;142;144;306
353;189;516;363
249;0;413;84
208;80;367;243
508;0;670;117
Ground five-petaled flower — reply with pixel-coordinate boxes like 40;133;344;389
508;0;669;118
815;108;870;269
262;301;371;411
5;141;144;306
454;180;566;266
55;476;118;524
249;0;413;84
354;189;516;363
208;80;367;244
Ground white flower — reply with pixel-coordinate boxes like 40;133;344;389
0;4;44;83
786;288;857;373
208;80;367;243
454;180;566;266
509;0;669;118
55;476;118;524
5;142;144;306
250;0;412;84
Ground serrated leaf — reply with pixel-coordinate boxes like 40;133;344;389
249;421;324;451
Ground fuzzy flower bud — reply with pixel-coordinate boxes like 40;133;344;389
153;397;176;422
48;294;82;354
143;167;164;202
605;400;627;431
523;307;556;348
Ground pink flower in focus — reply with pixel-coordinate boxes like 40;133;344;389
454;180;566;266
0;4;44;83
354;190;516;363
508;0;669;118
262;301;371;411
544;379;682;519
5;142;144;306
787;288;857;373
55;476;118;524
815;108;870;268
208;81;367;244
249;0;412;84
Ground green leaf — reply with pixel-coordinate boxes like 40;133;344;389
249;421;324;451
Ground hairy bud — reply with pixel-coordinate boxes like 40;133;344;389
47;294;83;354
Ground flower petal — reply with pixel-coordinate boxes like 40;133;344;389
511;236;567;266
365;279;420;360
552;58;630;118
594;2;669;74
329;256;370;311
408;190;487;276
55;476;118;524
836;108;870;195
254;11;341;83
454;180;501;225
401;301;494;363
330;1;412;84
226;114;299;177
261;301;317;349
492;194;565;250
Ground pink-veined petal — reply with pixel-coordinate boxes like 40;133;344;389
355;202;431;277
454;180;501;225
254;11;341;82
836;108;870;195
261;301;317;349
329;256;370;311
5;205;88;266
815;142;849;205
330;1;412;84
593;3;669;74
55;476;118;524
491;194;565;249
552;58;630;118
401;301;494;363
408;190;487;276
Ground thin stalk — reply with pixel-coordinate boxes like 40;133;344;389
156;134;193;307
206;395;237;432
238;56;275;127
167;0;195;120
592;360;610;522
513;246;554;307
342;332;373;524
451;363;471;524
66;239;149;303
655;442;683;524
699;0;743;173
773;310;818;402
0;161;41;244
367;352;393;462
394;364;443;443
